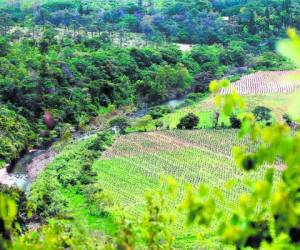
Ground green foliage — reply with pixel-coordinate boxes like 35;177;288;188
230;114;242;129
253;51;294;70
0;192;17;249
110;179;177;250
148;106;171;120
137;63;192;103
0;106;34;166
220;42;247;67
109;115;130;134
252;106;272;123
0;0;296;165
0;36;10;57
0;27;197;164
1;2;300;249
177;113;199;130
28;131;113;219
135;115;153;132
12;219;104;249
185;33;300;248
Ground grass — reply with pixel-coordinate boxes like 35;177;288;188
93;129;280;248
156;90;300;131
129;88;299;133
243;91;300;120
160;107;230;129
61;187;117;234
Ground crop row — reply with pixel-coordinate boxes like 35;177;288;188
221;70;300;95
97;130;269;214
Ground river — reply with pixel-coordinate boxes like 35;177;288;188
0;96;187;191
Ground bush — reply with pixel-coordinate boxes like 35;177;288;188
252;106;272;122
29;131;113;219
154;120;163;130
283;113;293;127
109;116;130;134
230;114;242;129
177;113;199;129
148;106;171;120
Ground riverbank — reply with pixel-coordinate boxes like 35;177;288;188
0;149;56;191
0;95;189;191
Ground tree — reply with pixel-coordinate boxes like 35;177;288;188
39;38;50;54
193;71;216;93
149;106;171;120
177;113;199;130
252;106;272;122
283;113;293;127
138;0;143;8
220;43;246;66
248;11;257;35
230;114;241;129
136;115;152;132
78;3;84;16
109;116;130;134
0;12;12;36
212;111;220;128
154;120;163;130
155;63;192;97
0;37;10;57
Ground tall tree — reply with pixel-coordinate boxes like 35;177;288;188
248;10;257;35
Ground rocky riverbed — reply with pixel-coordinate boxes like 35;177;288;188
0;149;56;191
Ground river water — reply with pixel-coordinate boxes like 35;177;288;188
129;97;186;119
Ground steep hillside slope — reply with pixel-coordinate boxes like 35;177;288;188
94;129;280;247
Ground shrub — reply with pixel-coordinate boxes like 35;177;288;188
283;113;293;127
148;106;171;120
177;113;199;129
230;114;242;129
252;106;272;122
154;120;163;130
109;116;130;134
136;115;153;132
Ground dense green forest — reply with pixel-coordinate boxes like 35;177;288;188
1;0;300;249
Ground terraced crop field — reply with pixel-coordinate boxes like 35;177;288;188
159;71;300;128
220;70;300;95
94;130;279;246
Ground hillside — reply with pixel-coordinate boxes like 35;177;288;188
95;129;279;247
154;71;300;131
1;0;300;249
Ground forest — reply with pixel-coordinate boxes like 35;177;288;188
0;0;300;249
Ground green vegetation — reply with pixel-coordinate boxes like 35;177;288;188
0;107;34;167
29;131;113;218
1;1;300;250
0;34;195;165
15;131;117;249
177;112;199;129
93;129;278;247
0;0;296;166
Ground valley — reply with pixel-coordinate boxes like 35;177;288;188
0;0;300;249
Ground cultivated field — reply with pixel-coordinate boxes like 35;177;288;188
94;130;279;247
159;71;300;128
220;70;300;95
